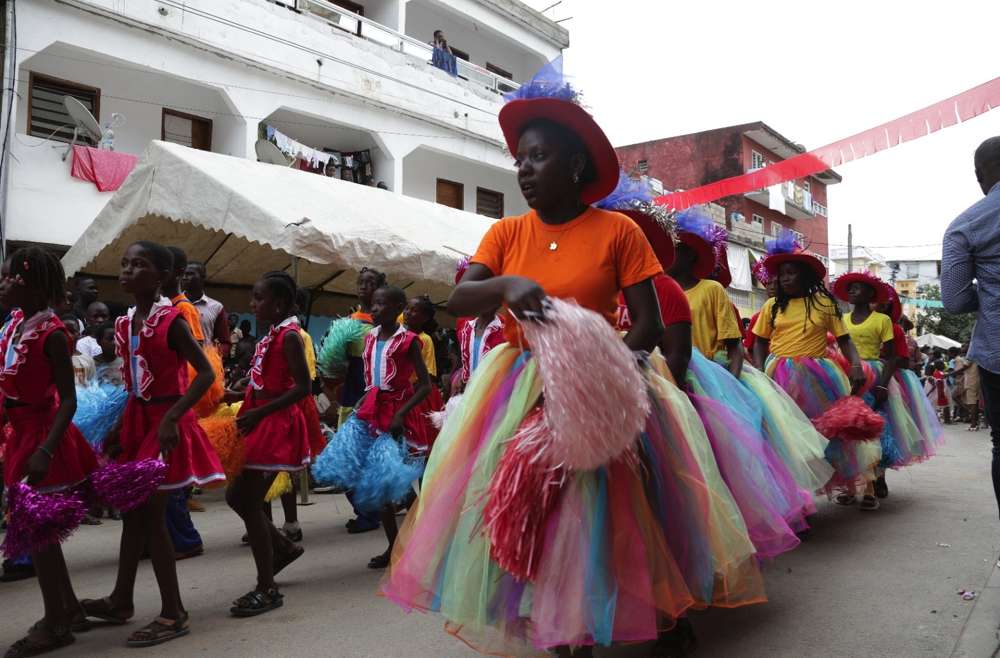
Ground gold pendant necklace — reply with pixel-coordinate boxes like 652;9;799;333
545;214;586;252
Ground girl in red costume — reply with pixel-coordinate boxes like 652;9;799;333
82;241;224;648
1;247;97;658
227;272;310;617
313;285;431;569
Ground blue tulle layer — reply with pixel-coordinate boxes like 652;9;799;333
311;415;424;513
312;415;374;487
353;436;424;513
73;383;128;450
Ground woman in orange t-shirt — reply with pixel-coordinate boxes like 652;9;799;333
384;64;765;656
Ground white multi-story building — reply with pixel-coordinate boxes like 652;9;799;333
1;0;568;250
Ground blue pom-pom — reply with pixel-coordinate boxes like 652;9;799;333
595;171;653;210
503;55;578;104
317;318;370;378
765;229;802;256
311;415;375;488
676;208;714;239
352;435;425;513
73;383;128;449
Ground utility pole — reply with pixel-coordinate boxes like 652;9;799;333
847;224;853;272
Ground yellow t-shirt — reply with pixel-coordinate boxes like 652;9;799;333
684;279;742;356
753;295;847;358
842;311;893;361
418;332;437;378
299;328;317;380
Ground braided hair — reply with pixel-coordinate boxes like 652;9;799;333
410;294;439;334
358;267;387;287
9;246;66;308
770;261;839;331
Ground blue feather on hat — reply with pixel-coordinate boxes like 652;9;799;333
765;229;802;256
503;55;579;104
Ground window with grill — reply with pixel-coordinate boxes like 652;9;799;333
750;150;765;170
751;214;764;231
476;187;504;219
637;159;649;174
28;73;100;144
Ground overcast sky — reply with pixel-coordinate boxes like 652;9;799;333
523;0;1000;259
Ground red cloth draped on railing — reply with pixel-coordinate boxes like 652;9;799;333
70;145;138;192
656;76;1000;211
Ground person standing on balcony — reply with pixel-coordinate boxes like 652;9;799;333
431;30;457;76
941;136;1000;519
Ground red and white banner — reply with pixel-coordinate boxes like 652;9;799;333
655;76;1000;211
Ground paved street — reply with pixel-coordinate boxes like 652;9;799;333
2;424;997;658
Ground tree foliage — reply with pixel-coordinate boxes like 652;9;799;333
914;284;976;345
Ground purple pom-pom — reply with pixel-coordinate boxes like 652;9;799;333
1;482;87;558
91;458;168;512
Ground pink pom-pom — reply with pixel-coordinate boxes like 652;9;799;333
520;298;649;470
481;409;566;582
1;482;87;558
428;394;463;429
91;458;168;512
812;396;884;442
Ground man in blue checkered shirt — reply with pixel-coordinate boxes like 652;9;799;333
942;136;1000;518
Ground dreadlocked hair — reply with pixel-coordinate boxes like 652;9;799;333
771;262;839;331
9;246;66;307
358;267;387;287
260;271;297;314
411;294;439;334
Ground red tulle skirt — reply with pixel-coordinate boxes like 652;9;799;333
356;388;424;442
3;404;98;491
240;393;311;472
299;395;326;459
406;386;443;453
118;398;226;490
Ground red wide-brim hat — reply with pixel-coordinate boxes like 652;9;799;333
619;209;675;271
763;252;827;281
886;290;902;322
711;244;732;289
499;98;619;205
677;232;716;280
832;272;890;304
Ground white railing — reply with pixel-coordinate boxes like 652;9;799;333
293;0;520;94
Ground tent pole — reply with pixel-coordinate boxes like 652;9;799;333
291;255;314;507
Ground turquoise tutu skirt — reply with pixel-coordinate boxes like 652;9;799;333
311;415;423;513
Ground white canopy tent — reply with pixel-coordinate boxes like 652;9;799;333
916;333;962;350
61;141;497;311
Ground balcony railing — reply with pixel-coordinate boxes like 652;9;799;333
293;0;520;95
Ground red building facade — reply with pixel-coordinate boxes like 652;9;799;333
615;122;840;262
